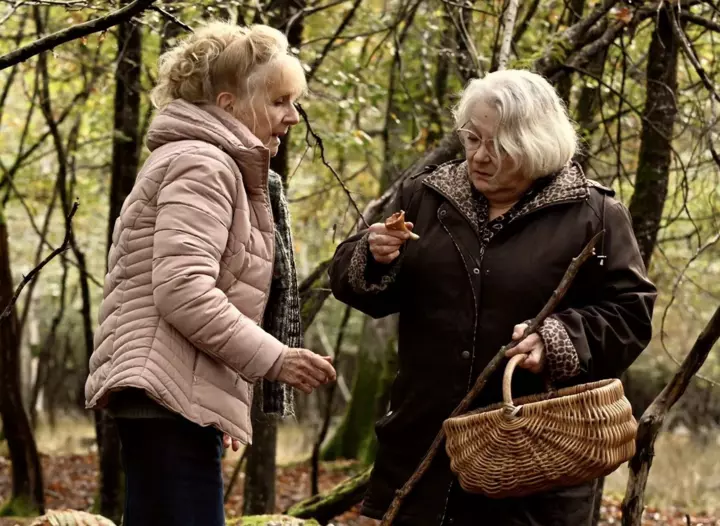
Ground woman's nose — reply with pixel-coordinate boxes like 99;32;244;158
472;142;491;163
285;105;300;125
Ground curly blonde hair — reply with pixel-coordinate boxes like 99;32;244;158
151;22;306;109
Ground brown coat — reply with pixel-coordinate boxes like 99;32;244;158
329;160;656;525
85;100;288;444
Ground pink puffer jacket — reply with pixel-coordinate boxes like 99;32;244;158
85;100;288;443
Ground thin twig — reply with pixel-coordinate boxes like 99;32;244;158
285;0;348;37
223;446;249;503
659;231;720;387
296;102;369;229
0;201;78;321
150;4;192;33
669;8;720;103
0;0;27;27
311;304;352;496
380;232;604;525
306;0;362;82
439;0;495;16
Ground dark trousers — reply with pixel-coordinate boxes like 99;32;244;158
116;417;225;526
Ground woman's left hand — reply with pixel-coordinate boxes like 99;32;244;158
505;323;545;374
223;433;241;451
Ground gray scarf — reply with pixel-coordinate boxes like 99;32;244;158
261;170;303;416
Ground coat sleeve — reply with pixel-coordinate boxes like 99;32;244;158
550;199;657;381
152;152;287;381
329;177;420;319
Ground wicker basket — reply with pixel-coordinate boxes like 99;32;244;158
443;354;637;499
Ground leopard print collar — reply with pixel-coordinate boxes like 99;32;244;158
423;161;590;234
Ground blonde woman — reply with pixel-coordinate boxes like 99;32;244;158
329;70;656;525
85;22;335;525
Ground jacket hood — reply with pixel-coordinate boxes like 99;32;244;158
146;99;270;190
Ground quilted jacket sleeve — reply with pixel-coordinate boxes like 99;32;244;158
152;151;286;381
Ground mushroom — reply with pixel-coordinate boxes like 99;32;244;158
385;210;420;240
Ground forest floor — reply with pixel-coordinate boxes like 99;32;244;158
0;416;719;525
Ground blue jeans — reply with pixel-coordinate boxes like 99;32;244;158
116;416;225;526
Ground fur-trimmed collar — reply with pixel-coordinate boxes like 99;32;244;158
423;161;590;235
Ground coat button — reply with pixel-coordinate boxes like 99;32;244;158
439;209;447;217
461;351;471;359
473;267;481;275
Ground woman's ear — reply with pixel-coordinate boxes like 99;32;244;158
216;92;236;112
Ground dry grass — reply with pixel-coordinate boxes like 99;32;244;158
604;429;720;516
27;413;325;466
15;414;720;517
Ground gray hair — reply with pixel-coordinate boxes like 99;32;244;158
453;69;578;179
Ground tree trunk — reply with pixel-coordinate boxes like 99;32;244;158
556;0;586;104
426;10;451;148
0;209;45;517
242;0;305;513
621;305;720;525
106;6;143;252
321;317;397;464
627;6;679;270
573;38;608;174
243;383;278;515
96;6;143;523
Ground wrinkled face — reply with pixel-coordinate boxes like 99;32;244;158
216;62;303;157
233;90;300;157
457;101;531;203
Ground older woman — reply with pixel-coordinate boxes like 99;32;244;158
85;22;335;526
329;69;656;525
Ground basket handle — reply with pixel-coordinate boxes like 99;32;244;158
502;354;527;416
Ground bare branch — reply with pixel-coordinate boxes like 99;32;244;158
669;9;720;103
0;0;27;27
439;0;495;16
296;102;369;228
679;10;720;32
0;0;155;70
306;0;362;82
285;0;348;36
311;304;352;495
622;304;720;526
659;231;720;387
0;201;78;321
150;4;192;33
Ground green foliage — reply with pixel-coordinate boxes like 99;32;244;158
0;0;718;437
0;496;41;518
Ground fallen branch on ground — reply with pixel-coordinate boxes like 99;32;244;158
287;466;372;523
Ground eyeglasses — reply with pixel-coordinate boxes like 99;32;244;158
456;126;505;159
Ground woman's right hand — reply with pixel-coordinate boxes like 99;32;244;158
368;221;415;264
276;348;336;394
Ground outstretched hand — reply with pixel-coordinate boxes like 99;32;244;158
276;348;336;394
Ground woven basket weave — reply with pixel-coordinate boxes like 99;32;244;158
443;354;637;499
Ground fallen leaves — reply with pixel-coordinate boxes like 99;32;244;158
0;453;718;525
